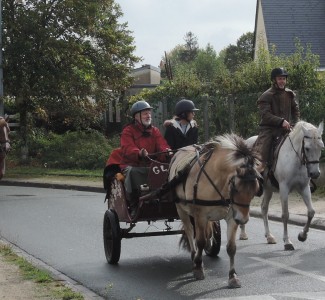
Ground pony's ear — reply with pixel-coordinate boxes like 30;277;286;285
318;121;324;136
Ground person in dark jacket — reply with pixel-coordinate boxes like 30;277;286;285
106;100;171;218
253;67;300;171
164;99;199;150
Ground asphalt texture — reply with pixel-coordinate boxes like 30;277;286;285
1;175;325;300
1;176;325;231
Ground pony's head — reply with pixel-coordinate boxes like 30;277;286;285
291;121;324;179
217;134;261;224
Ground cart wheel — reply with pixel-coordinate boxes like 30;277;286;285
204;220;221;257
103;209;121;264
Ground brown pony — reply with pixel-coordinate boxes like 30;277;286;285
168;134;260;288
0;116;10;180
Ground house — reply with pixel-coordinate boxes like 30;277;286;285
127;64;161;96
254;0;325;70
106;64;164;134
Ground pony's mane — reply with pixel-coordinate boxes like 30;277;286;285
206;133;257;168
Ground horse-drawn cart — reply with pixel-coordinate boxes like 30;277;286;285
103;159;221;264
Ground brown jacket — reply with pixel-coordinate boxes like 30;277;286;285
254;84;300;165
257;85;300;128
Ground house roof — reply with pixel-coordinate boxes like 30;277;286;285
256;0;325;68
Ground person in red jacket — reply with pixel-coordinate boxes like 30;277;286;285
107;100;171;217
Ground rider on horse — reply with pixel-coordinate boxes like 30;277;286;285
253;67;300;172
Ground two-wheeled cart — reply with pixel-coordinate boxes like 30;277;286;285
103;160;221;264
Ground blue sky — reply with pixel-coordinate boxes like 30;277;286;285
117;0;257;68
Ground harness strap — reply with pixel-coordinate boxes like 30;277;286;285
193;148;225;203
176;198;230;207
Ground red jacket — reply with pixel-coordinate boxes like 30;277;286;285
107;121;170;168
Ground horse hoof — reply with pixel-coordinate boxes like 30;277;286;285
228;277;241;288
239;233;248;240
193;269;205;280
298;232;307;242
267;236;276;244
284;243;295;251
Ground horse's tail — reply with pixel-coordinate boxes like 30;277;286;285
179;226;191;252
179;216;196;252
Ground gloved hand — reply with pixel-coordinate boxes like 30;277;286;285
166;148;173;156
139;148;148;159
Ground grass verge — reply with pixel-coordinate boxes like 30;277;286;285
0;243;84;300
6;165;102;179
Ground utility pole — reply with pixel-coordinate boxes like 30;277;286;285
0;0;4;116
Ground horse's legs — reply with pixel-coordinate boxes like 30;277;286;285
226;217;241;288
261;188;277;244
279;186;294;250
298;185;314;242
239;224;248;240
192;217;207;280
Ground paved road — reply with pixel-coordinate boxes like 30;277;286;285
1;185;325;300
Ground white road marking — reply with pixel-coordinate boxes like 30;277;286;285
250;256;325;282
204;291;325;300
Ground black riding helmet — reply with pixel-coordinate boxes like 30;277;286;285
130;100;153;117
271;68;288;81
175;99;199;118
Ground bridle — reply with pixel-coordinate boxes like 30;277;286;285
288;135;321;167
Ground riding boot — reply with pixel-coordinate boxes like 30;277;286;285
126;190;139;219
256;175;264;197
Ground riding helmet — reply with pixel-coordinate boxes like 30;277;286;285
271;68;288;80
130;100;153;117
175;99;199;117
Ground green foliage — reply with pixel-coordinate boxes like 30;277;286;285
223;32;254;72
3;0;140;134
22;130;113;169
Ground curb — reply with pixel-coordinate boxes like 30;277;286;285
0;180;104;193
250;209;325;231
0;238;105;300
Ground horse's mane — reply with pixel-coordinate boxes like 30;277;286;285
205;133;258;168
290;120;317;141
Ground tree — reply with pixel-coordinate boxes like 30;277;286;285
161;31;200;79
3;0;140;139
223;32;254;72
180;31;199;62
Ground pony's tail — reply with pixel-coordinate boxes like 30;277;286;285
179;217;195;252
179;229;191;252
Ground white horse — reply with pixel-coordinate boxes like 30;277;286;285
240;121;324;250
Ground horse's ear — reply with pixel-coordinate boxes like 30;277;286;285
318;121;324;135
